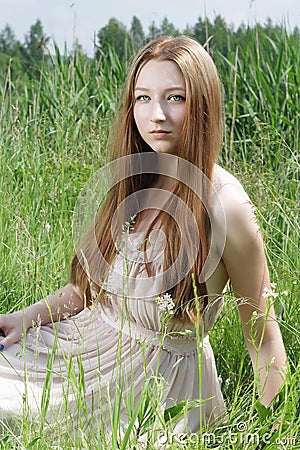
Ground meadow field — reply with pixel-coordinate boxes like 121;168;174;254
0;26;299;449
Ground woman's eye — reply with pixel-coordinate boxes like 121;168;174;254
136;95;150;102
169;95;186;102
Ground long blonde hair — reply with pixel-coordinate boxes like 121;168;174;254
71;35;223;321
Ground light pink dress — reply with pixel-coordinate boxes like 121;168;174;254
0;167;236;434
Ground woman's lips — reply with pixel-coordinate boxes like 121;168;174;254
150;130;171;138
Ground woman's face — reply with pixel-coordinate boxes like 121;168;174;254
133;59;186;155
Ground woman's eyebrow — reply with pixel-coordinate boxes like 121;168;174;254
134;86;185;91
134;86;150;91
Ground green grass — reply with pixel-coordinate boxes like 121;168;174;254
0;27;299;449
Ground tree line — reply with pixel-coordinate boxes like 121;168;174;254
0;15;299;85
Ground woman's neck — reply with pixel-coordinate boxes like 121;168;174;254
154;153;178;190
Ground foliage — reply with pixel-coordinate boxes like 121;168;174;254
23;19;50;77
95;18;133;63
0;15;299;450
130;16;145;52
219;26;299;155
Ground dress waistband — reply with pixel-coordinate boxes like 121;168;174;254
98;309;209;355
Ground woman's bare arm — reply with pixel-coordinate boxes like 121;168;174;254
23;283;84;328
219;183;287;406
0;283;84;350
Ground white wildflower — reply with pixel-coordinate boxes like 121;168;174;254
184;329;193;335
121;215;136;233
251;310;258;324
156;293;175;314
45;223;51;233
262;286;279;299
122;221;132;233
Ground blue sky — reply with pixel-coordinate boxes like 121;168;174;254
0;0;299;55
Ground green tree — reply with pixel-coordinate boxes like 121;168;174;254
0;24;26;85
193;16;213;47
130;16;145;51
148;21;160;40
234;22;247;49
24;19;50;77
0;24;20;55
182;24;195;38
147;17;179;41
160;17;179;36
212;15;233;56
193;15;233;56
96;18;133;61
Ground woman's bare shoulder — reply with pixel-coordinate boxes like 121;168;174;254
211;164;259;245
212;164;245;192
212;164;251;206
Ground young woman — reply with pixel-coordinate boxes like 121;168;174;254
0;36;286;434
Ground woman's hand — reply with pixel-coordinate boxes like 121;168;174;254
0;311;28;351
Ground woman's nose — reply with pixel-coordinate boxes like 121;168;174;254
151;101;166;122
